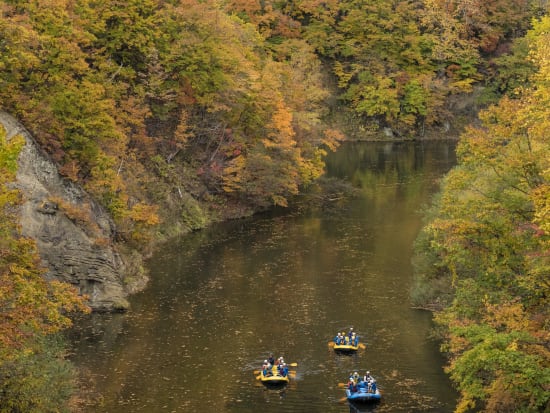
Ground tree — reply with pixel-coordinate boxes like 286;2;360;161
415;16;550;412
430;0;534;53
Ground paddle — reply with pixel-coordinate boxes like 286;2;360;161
338;380;350;402
328;341;335;347
358;343;366;349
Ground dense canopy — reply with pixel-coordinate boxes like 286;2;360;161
413;16;550;413
0;0;548;411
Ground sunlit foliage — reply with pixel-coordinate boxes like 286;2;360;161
1;0;546;236
0;0;549;411
0;0;342;232
414;16;550;412
292;0;545;136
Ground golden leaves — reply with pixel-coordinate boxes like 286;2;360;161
222;155;246;193
321;128;344;152
424;17;550;413
127;202;160;226
482;300;530;332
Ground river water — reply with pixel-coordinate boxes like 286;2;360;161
69;141;459;413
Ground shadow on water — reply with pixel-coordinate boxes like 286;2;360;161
68;141;459;413
348;400;381;413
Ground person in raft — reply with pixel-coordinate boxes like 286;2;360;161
347;327;360;346
277;362;289;377
363;371;373;382
336;331;350;344
349;328;360;345
262;359;272;376
334;332;344;344
347;377;358;392
334;328;360;346
360;371;377;393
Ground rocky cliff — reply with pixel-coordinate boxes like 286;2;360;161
0;111;135;312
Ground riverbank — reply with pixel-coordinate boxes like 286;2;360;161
67;141;460;413
1;109;463;313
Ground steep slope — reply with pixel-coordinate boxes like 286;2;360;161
1;112;138;311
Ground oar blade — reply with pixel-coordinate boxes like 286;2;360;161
328;341;335;347
358;343;366;349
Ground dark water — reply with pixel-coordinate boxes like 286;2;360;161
69;141;459;413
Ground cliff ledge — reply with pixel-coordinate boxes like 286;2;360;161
1;111;134;312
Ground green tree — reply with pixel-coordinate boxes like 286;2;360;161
297;0;479;135
414;15;550;412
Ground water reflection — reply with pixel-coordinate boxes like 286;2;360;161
348;401;381;413
69;141;459;412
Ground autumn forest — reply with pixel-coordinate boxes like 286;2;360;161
0;0;549;411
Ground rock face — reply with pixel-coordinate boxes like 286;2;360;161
0;111;131;312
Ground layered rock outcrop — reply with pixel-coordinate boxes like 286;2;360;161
0;111;132;311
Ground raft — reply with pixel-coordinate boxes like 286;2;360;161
259;366;290;385
346;386;381;403
333;343;360;352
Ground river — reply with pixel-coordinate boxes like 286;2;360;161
68;141;459;413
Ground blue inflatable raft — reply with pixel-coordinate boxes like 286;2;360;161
346;386;381;403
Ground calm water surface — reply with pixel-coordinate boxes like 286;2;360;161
69;141;459;413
